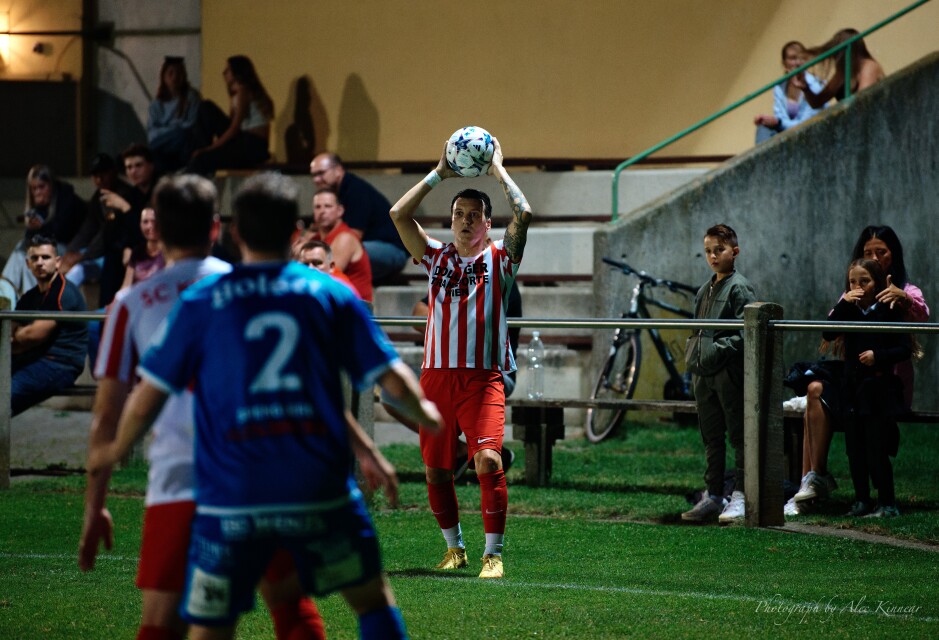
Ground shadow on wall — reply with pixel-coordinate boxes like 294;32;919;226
278;75;331;165
337;73;379;161
96;89;147;160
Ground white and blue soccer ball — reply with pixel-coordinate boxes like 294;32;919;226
445;126;494;177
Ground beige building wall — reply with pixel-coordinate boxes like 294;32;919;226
201;0;938;163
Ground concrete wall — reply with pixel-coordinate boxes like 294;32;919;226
201;0;939;162
594;52;939;410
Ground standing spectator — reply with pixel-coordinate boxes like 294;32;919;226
389;137;533;579
753;41;827;143
310;153;408;283
2;165;86;295
788;225;927;515
825;259;911;518
89;173;441;640
148;56;201;174
10;235;88;416
794;28;884;106
60;153;140;307
309;188;373;303
682;224;757;524
187;54;272;175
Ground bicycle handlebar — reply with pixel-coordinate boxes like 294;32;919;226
601;256;697;294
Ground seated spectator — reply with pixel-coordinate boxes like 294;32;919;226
296;239;360;298
10;235;88;416
147;56;201;174
2;165;86;295
793;28;884;106
99;144;157;262
308;188;373;303
754;41;827;143
187;54;272;175
120;207;166;290
787;225;927;517
59;153;141;307
310;153;408;283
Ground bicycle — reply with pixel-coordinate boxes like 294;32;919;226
586;257;698;443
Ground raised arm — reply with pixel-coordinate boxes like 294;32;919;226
489;138;533;263
389;142;457;261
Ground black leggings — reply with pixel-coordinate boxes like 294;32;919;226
845;416;897;506
187;100;269;176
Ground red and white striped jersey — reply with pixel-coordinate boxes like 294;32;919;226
95;256;231;506
420;239;519;371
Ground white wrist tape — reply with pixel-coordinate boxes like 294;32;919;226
423;170;442;189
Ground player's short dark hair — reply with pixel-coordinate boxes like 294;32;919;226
121;143;154;164
27;234;58;253
705;223;738;247
153;175;217;249
233;173;299;254
451;189;492;219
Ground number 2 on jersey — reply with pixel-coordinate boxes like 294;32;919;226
245;312;302;393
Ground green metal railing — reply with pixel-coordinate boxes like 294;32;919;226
610;0;932;220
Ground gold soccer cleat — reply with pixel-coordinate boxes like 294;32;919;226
479;554;504;579
435;547;468;570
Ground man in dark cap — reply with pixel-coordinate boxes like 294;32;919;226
60;152;144;306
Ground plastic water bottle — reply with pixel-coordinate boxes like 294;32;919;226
527;331;545;399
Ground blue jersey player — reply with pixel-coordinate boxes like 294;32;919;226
92;173;443;640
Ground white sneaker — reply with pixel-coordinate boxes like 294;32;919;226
784;497;800;517
793;471;818;502
719;491;746;523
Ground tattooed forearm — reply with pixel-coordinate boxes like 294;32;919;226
499;174;532;222
498;172;532;262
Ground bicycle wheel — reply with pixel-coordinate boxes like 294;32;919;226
586;332;641;443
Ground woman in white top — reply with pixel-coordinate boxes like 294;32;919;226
187;55;273;175
754;41;827;144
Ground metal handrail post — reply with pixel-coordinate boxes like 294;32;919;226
845;42;853;101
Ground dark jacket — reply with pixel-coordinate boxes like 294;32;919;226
685;271;757;377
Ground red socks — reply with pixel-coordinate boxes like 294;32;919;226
136;626;182;640
271;598;326;640
478;470;507;534
427;480;460;529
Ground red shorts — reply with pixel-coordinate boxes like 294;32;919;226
136;501;196;591
136;501;297;592
419;368;505;469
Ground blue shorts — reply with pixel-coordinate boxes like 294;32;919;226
179;494;382;627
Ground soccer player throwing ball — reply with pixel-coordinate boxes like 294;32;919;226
389;136;533;578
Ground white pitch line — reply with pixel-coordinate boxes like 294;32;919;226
0;552;134;562
3;553;935;624
402;575;939;624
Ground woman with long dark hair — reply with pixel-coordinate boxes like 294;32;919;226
787;225;926;517
187;54;273;175
147;56;202;173
792;28;885;106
